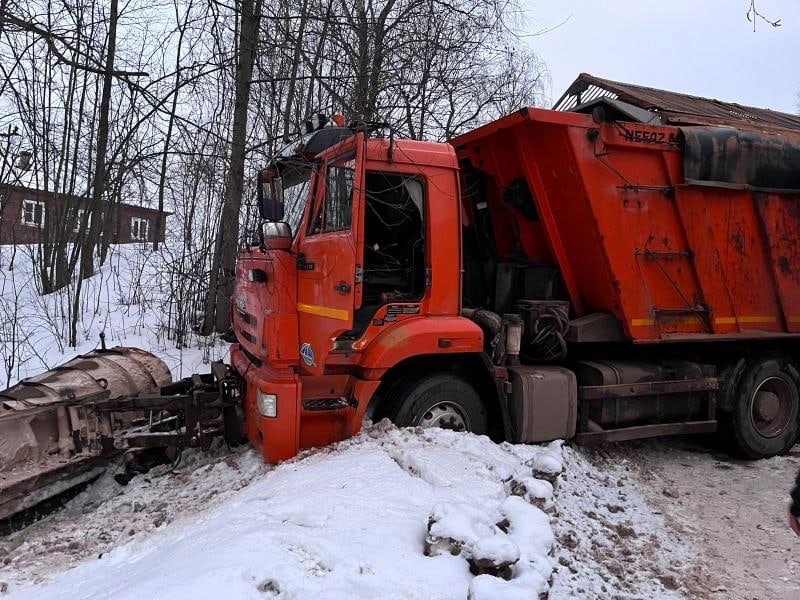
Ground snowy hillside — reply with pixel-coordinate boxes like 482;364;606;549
0;244;228;387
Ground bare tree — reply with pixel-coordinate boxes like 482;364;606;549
2;0;548;352
203;0;262;333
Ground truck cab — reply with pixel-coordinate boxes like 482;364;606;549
230;121;489;463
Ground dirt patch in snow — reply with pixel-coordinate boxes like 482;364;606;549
613;437;800;600
556;437;800;599
550;446;698;599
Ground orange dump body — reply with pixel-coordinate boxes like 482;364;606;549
453;108;800;343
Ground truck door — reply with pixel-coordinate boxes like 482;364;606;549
295;135;365;375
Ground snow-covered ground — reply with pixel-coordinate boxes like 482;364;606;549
0;421;701;600
607;438;800;600
1;425;560;599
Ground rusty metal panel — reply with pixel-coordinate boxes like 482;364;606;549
674;186;783;334
0;371;107;410
754;193;800;331
683;127;800;192
673;187;738;334
113;347;172;387
555;73;800;134
0;347;170;411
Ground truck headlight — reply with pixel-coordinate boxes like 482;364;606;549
257;390;277;417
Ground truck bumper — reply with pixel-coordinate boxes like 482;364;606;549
231;345;300;463
230;345;380;463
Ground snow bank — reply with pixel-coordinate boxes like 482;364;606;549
2;425;562;600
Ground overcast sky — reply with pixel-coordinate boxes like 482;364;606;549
524;0;799;114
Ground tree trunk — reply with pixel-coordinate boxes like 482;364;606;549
203;0;262;334
153;0;191;251
80;0;118;280
282;0;309;142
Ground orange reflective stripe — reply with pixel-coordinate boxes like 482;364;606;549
297;303;349;321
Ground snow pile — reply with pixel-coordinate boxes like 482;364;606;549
424;500;528;582
508;476;554;510
466;496;556;599
2;424;563;600
425;502;502;559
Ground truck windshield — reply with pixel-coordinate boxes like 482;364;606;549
279;163;313;236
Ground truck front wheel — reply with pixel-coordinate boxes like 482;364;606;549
380;373;488;435
731;355;799;459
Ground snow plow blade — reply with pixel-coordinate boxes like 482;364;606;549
0;348;245;523
0;348;173;521
0;348;246;523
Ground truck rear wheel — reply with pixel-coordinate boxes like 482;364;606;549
380;373;487;435
730;355;799;459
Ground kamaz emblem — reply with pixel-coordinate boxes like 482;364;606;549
300;342;315;366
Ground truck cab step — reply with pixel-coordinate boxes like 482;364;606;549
302;397;352;411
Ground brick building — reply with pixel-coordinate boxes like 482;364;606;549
0;184;169;245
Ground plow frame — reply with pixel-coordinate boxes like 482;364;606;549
1;358;244;524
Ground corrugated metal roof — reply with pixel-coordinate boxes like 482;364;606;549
554;73;800;133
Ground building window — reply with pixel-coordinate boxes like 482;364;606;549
21;199;45;228
70;208;91;233
131;217;149;241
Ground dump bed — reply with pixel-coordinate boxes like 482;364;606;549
453;108;800;343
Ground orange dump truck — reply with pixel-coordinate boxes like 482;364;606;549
5;81;800;524
231;81;800;463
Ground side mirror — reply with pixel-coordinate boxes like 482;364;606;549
261;221;292;250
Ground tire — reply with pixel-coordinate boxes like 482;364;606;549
380;373;487;435
730;354;799;459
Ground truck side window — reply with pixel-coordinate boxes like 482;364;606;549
362;172;426;304
306;157;355;235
